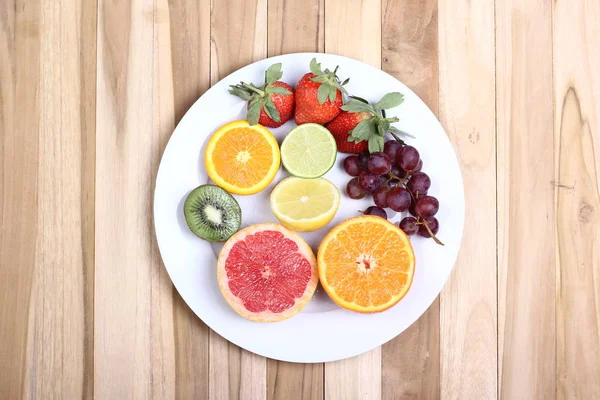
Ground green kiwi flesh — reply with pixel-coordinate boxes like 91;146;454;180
184;185;242;242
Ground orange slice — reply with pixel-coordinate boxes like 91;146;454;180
205;120;280;195
317;215;416;313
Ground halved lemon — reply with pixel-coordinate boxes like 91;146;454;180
270;177;340;232
205;120;280;195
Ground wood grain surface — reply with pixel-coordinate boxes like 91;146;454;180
439;1;497;399
381;1;440;398
1;0;599;399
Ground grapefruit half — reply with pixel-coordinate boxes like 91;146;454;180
217;223;318;322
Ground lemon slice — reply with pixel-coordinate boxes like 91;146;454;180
270;177;340;232
280;123;337;178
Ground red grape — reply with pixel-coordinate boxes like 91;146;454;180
418;217;439;237
363;206;387;219
390;164;407;179
415;196;439;218
383;141;402;161
414;159;423;173
357;151;370;170
396;146;420;172
387;187;411;212
343;155;362;176
408;202;417;216
346;178;366;199
407;172;431;194
373;186;390;208
358;171;382;192
367;152;392;175
399;217;419;235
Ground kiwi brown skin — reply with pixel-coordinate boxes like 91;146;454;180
184;184;242;242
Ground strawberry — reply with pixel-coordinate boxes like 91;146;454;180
326;93;406;153
327;111;372;153
294;58;349;125
229;63;294;127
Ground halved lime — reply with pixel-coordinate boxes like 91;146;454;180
280;123;337;178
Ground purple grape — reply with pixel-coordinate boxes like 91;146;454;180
408;202;418;217
373;186;390;208
390;164;407;179
367;152;392;175
346;178;366;199
415;196;439;218
358;171;382;192
418;216;439;238
413;159;423;173
383;141;402;161
343;155;362;176
407;172;431;194
408;191;424;216
363;206;387;219
396;146;420;172
386;187;412;212
399;217;419;235
357;151;370;170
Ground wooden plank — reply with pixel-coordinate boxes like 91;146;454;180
267;359;323;400
553;1;600;398
0;0;96;398
168;0;211;399
323;1;381;399
380;1;440;398
210;0;268;82
266;1;325;399
0;1;41;398
324;0;381;64
496;0;555;398
438;0;498;399
95;0;177;398
267;0;324;55
324;351;381;400
208;0;268;399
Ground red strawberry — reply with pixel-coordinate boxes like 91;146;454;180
327;93;407;153
294;58;348;125
327;111;372;153
229;63;294;128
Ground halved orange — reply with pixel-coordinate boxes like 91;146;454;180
318;215;416;313
205;120;280;195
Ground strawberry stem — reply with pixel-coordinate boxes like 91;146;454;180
241;82;265;97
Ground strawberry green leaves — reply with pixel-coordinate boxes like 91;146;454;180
374;92;404;110
341;92;406;152
309;58;349;105
229;63;293;125
341;99;376;114
264;63;284;86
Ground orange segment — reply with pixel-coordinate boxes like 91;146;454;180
317;215;416;313
205;121;280;195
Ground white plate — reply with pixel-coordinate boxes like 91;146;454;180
154;53;464;363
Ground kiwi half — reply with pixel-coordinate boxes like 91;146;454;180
184;185;242;242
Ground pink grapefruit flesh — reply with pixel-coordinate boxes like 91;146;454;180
217;223;318;322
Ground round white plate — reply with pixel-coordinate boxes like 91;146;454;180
154;53;464;363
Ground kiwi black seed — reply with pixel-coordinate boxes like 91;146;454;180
184;185;242;242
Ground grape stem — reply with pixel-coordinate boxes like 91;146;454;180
416;217;445;246
387;171;408;184
390;131;406;146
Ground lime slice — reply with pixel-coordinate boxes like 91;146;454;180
270;177;340;232
280;123;337;178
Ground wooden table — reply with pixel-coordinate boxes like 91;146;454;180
1;0;599;398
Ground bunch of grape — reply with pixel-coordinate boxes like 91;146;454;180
344;140;443;244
